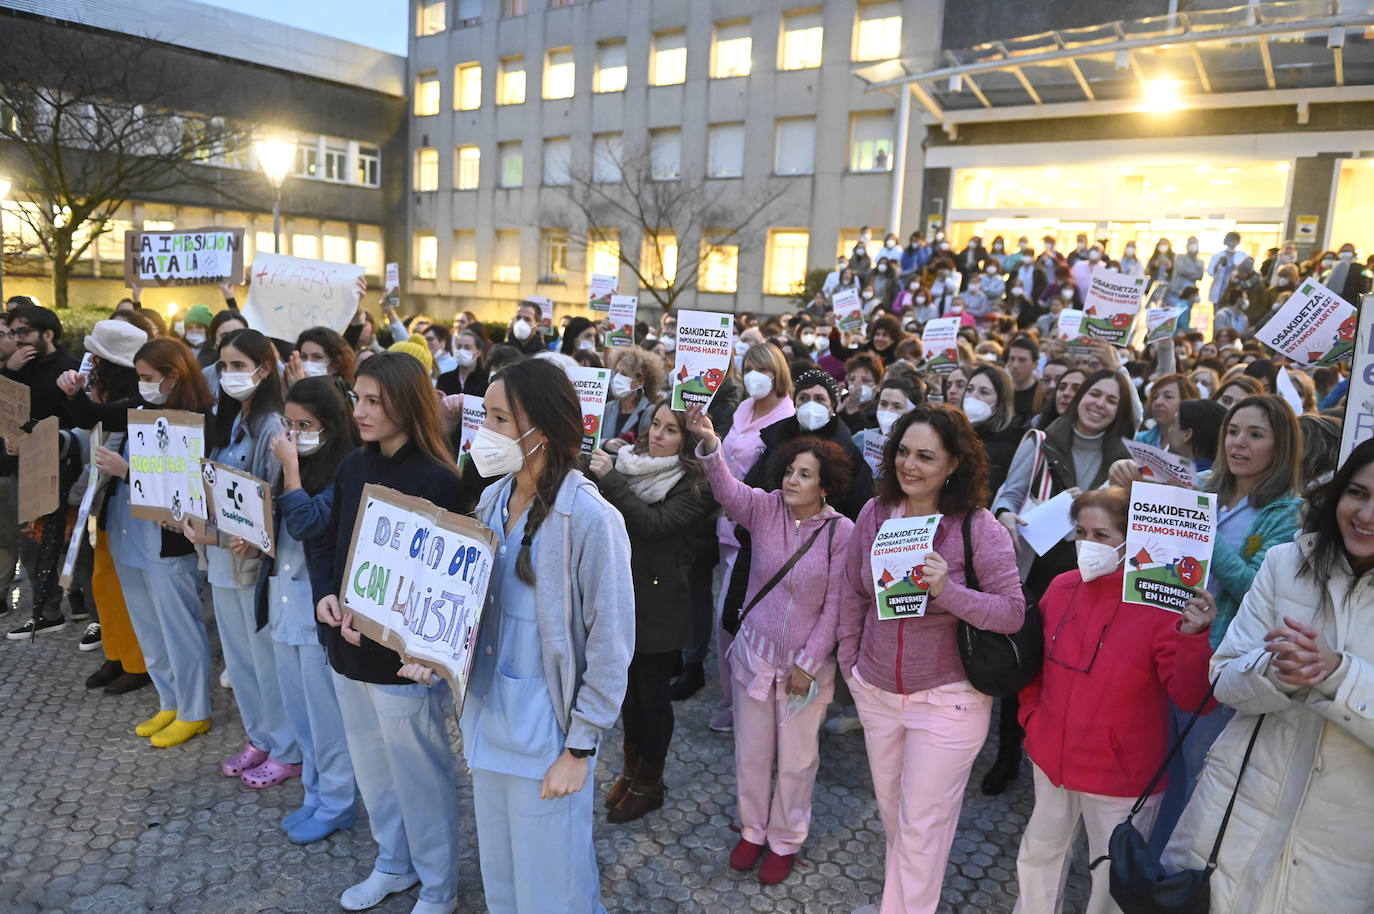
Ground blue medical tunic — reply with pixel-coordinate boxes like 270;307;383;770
206;413;255;589
460;477;563;781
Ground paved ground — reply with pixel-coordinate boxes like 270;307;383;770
0;590;1090;914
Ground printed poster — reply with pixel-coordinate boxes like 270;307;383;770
834;287;863;334
606;295;637;350
670;310;733;411
16;416;59;524
1254;279;1357;366
341;484;498;712
1123;482;1217;612
861;428;887;476
566;366;611;456
921;317;961;375
588;273;617;312
1339;297;1374;464
241;252;366;341
1055;308;1085;342
126;409;207;523
457;395;485;473
383;262;400;310
525;296;554;338
870;513;943;621
200;460;276;557
124;227;244;286
1144;307;1185;346
1123;439;1197;489
1080;265;1147;345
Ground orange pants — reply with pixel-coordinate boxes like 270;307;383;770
92;533;145;674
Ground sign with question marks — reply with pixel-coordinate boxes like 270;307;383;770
126;409;207;524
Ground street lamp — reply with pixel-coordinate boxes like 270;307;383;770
0;176;10;305
253;136;295;253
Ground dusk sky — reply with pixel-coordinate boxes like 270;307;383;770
198;0;409;54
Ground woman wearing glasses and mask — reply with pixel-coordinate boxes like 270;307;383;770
1013;487;1216;914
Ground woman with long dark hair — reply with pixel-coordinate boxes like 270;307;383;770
964;364;1026;495
287;326;357;388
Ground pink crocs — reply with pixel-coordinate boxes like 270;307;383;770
221;742;269;778
241;758;303;789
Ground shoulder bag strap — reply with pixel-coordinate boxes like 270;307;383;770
1127;679;1219;818
737;517;835;629
962;510;980;592
1206;714;1265;867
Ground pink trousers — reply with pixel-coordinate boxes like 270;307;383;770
730;642;836;855
850;667;992;914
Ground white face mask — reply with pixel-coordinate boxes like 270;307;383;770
862;291;875;300
858;384;875;404
219;370;260;401
1060;288;1075;301
173;320;185;337
744;370;773;399
301;360;329;377
796;400;831;431
1187;242;1199;254
454;348;476;368
1076;539;1124;582
138;379;167;405
815;336;830;353
1340;250;1355;261
577;338;597;352
185;329;207;347
800;332;816;348
610;373;640;399
1124;245;1135;256
733;340;750;357
510;318;533;341
470;425;539;478
962;395;994;425
295;430;324;455
876;409;902;434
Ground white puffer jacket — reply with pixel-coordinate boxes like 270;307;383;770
1162;535;1374;914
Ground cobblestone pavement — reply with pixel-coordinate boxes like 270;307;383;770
0;594;1090;914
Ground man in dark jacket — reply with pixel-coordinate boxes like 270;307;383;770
506;299;553;355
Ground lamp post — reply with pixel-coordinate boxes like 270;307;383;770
0;177;10;305
253;137;295;253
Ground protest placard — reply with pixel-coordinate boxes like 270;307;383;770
127;409;207;523
241;253;366;341
1123;439;1197;489
861;429;887;475
870;513;943;620
1017;490;1076;558
200;460;276;557
1080;266;1147;346
566;366;611;456
341;484;498;711
60;423;101;589
921;317;961;374
457;395;485;473
1144;307;1185;346
1055;308;1085;342
0;375;30;440
17;416;59;524
1122;482;1217;612
606;295;637;350
124;227;244;286
1254;279;1356;366
1339;297;1374;465
588;273;617;312
834;287;863;334
383;262;400;310
1190;302;1214;342
670;310;733;411
525;296;554;338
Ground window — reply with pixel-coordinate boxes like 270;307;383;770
642;232;678;288
543;137;571;186
855;2;902;62
542;230;568;282
455;0;480;27
499;142;523;187
292;234;320;260
296;143;319;178
780;10;823;70
699;232;739;293
712;21;752;79
595;42;627;93
451;230;477;282
494;230;521;283
501;0;526;16
774;118;816;176
849;112;894;172
498;57;526;105
456;146;480;190
415;71;441;116
414;148;439;191
417;0;445;35
592;133;622;184
549;0;578;6
651;31;687;86
765;230;810;294
707;123;745;178
95;218;131;261
544;48;575;100
455;63;481;110
255;231;276;254
357;145;381;187
588;232;620;282
324;142;348;182
414;232;438;279
356;239;382;275
650;129;681;181
323;234;351;263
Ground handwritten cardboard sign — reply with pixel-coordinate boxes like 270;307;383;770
17;416;59;524
341;484;498;712
201;460;276;557
242;253;365;342
0;375;31;440
126;409;207;523
124;227;245;286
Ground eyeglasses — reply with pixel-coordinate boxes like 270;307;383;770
1046;613;1113;675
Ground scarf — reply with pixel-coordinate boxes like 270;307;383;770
614;449;684;504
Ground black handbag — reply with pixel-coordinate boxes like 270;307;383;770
722;519;835;636
956;511;1044;697
1090;682;1265;914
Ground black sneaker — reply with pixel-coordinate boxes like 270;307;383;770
7;616;67;640
78;622;102;652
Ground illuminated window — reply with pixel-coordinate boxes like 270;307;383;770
650;129;681;181
494;230;521;283
712;21;752;79
414;148;439;191
417;0;445;35
355;238;382;275
780;11;823;70
498;57;526;105
451;230;477;282
414;232;438;279
849;112;893;172
595;42;627;93
292;233;319;260
855;2;902;62
255;231;276;254
415;71;440;116
588;232;620;282
543;137;570;186
322;234;351;263
455;63;481;110
95;218;132;261
775;118;815;175
499;142;522;188
542;230;568;282
699;232;739;293
765;230;810;295
707;123;745;178
456;146;480;190
642;232;678;288
651;31;687;86
593;133;622;184
544;48;575;100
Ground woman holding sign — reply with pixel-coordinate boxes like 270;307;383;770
310;352;467;914
837;405;1025;914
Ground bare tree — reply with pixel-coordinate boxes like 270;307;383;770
548;148;786;314
0;24;254;308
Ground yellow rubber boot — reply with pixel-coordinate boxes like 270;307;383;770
150;718;210;748
135;710;177;737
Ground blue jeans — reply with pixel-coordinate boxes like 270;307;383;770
115;558;212;721
211;584;299;762
274;641;355;818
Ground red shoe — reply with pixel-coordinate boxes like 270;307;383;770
759;850;796;885
729;837;765;871
221;743;269;777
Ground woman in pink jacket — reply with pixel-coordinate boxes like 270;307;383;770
837;404;1025;914
686;404;854;886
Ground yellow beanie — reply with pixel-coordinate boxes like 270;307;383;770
388;339;434;374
